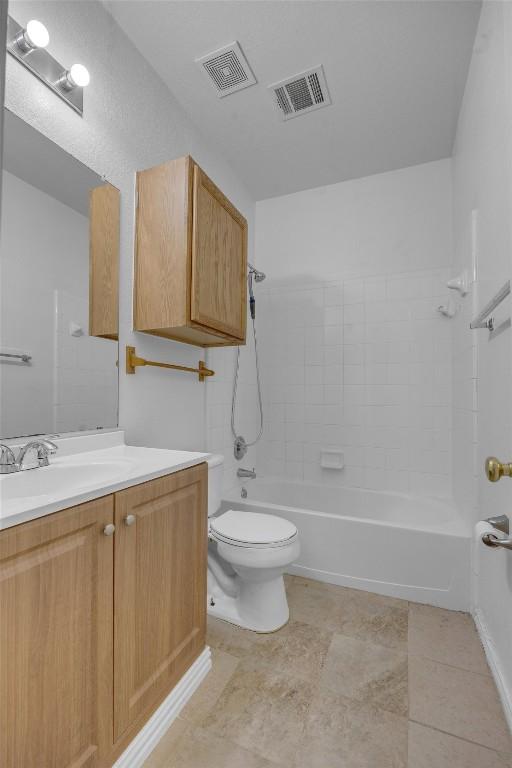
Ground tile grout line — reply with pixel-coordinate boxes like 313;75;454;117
408;718;512;756
406;649;492;679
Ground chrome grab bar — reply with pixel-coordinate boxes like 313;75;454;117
482;532;512;550
482;514;512;550
470;280;510;331
0;352;31;363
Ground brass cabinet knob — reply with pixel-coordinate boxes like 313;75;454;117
485;457;512;482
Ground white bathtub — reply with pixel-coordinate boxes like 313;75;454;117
222;478;471;610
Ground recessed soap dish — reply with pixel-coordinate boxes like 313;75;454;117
320;447;344;470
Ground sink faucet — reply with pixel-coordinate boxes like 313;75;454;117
237;467;256;480
16;439;58;471
0;444;17;474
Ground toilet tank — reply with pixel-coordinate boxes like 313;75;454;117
207;454;224;517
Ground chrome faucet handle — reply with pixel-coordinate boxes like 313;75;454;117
0;444;17;474
17;439;58;470
37;439;58;466
39;439;58;453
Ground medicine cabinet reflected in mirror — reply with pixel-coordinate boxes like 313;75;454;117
0;109;120;439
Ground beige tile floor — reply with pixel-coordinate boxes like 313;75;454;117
144;576;512;768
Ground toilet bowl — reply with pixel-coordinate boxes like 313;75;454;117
207;455;300;632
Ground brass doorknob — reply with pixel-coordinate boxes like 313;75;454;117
485;457;512;482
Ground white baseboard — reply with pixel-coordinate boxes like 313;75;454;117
472;608;512;734
113;647;212;768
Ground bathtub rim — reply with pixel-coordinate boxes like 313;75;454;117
223;476;470;538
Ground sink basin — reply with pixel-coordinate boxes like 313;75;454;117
0;440;208;531
0;460;135;502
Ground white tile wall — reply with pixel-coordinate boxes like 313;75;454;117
53;290;118;433
253;268;453;498
206;160;454;498
205;323;261;492
451;272;478;518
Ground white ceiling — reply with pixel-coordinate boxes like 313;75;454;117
106;0;481;200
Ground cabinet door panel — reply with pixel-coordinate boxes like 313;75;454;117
0;497;114;768
191;165;247;340
113;464;207;742
89;183;120;340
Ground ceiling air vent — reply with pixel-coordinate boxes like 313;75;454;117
196;41;257;98
269;66;331;121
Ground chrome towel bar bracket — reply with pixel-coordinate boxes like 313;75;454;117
0;352;32;363
482;532;512;550
482;515;512;550
470;280;510;331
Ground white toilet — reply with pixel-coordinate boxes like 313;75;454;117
207;454;300;633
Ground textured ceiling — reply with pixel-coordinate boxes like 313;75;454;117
106;0;481;200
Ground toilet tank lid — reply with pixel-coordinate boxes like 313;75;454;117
207;453;224;468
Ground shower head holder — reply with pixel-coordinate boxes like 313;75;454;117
234;435;248;460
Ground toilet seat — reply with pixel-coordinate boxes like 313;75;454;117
210;509;298;549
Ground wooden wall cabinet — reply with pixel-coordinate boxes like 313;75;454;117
134;156;248;347
89;183;120;340
0;463;207;768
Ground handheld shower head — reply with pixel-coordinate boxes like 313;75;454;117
249;264;266;282
247;264;266;319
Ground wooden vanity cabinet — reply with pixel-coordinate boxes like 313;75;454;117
112;463;207;747
134;156;248;347
0;496;114;768
0;463;208;768
89;183;120;340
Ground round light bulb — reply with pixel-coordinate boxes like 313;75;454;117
68;64;90;88
25;19;49;49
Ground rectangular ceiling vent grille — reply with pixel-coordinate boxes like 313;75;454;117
269;66;331;121
196;41;257;98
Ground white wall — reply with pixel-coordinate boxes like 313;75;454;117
0;2;6;214
451;0;512;725
4;0;254;452
0;169;116;437
53;288;118;433
253;160;454;498
256;159;453;281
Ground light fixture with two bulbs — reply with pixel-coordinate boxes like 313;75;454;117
7;15;90;115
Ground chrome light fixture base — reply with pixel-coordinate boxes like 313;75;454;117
7;16;85;116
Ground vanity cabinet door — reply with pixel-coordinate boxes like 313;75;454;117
113;463;207;743
0;496;114;768
190;164;247;341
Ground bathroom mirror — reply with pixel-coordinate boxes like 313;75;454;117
0;109;120;439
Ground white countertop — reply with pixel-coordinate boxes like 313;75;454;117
0;432;209;530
